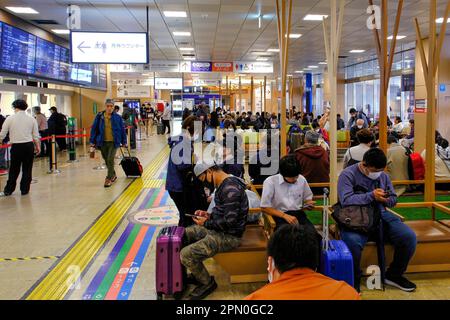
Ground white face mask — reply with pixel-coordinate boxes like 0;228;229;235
357;125;363;129
271;124;277;129
368;171;382;180
268;258;276;283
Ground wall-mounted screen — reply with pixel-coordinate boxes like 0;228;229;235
35;38;61;79
71;31;148;64
0;23;36;74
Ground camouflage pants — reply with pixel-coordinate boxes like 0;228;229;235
180;225;241;285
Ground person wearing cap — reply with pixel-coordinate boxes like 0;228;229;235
90;99;127;188
294;131;330;195
180;162;249;300
0;100;40;197
48;106;67;151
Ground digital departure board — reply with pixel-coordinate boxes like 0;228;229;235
73;64;93;84
59;46;71;82
0;23;36;74
35;38;61;79
91;64;107;89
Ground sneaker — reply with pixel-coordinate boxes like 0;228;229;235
188;276;217;300
110;176;117;184
385;275;417;292
104;179;112;188
0;192;11;197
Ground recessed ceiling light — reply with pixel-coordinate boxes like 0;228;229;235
308;66;319;69
436;17;450;24
267;48;280;52
5;7;39;14
295;70;304;73
256;57;268;61
350;49;365;53
52;29;70;35
387;35;406;40
303;14;328;21
287;74;293;77
286;34;302;39
180;47;194;51
184;57;196;61
319;62;328;65
173;31;191;37
164;11;187;18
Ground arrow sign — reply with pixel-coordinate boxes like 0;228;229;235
77;41;91;54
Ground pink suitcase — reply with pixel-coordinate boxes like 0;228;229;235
155;226;184;300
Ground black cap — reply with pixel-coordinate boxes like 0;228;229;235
49;107;57;112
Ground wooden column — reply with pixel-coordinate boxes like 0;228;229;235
239;76;242;113
415;0;450;202
369;0;404;153
275;0;293;157
299;76;305;113
264;76;267;113
226;76;229;96
289;77;294;117
250;76;254;113
323;0;345;204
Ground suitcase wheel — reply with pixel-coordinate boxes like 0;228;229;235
157;293;163;300
173;291;183;300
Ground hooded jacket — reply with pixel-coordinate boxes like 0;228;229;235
166;134;194;193
295;145;330;183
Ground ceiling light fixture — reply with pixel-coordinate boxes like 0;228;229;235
173;31;191;37
350;49;365;53
436;17;450;24
5;7;39;14
303;14;328;21
256;57;269;61
164;11;187;18
295;70;304;73
267;48;280;52
286;34;302;39
184;57;196;61
180;47;194;51
319;62;328;65
387;35;406;40
52;29;70;34
308;66;319;69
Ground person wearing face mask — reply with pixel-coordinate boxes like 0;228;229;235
350;119;366;147
166;115;204;227
338;148;417;293
180;162;249;300
260;155;317;231
343;129;375;169
245;224;360;300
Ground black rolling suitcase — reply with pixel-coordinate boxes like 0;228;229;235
119;148;143;177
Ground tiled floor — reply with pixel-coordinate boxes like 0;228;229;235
1;123;450;300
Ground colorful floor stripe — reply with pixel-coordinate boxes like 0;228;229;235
82;173;172;300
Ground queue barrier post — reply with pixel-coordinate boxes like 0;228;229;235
48;134;61;174
80;128;88;158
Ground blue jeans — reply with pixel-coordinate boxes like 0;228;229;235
0;148;7;169
341;210;417;290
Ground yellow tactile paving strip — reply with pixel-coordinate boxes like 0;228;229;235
24;147;169;300
0;256;60;262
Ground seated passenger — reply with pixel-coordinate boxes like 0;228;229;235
343;129;375;168
180;162;249;300
260;155;316;230
349;119;365;147
295;131;330;194
338;148;417;293
386;135;409;196
218;133;244;178
421;141;450;190
249;132;280;189
245;224;360;300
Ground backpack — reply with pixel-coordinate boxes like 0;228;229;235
346;149;360;168
405;147;425;180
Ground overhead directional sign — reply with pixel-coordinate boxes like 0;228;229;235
71;31;149;64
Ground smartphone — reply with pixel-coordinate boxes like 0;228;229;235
185;214;199;218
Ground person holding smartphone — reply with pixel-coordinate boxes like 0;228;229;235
260;155;317;230
0;100;41;197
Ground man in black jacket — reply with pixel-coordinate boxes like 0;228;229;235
180;162;249;300
48;107;67;151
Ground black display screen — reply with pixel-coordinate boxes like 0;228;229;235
35;37;61;79
0;23;36;74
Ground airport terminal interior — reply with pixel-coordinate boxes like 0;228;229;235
1;0;450;301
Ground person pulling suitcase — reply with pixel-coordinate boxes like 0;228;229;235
90;99;127;188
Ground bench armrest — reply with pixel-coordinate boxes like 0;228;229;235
261;211;276;239
386;208;406;222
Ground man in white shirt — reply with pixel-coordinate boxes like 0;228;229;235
0;100;40;197
162;103;172;135
343;129;375;168
260;155;316;230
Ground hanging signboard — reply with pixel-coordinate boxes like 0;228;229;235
154;78;183;90
109;64;144;73
71;32;148;63
149;60;180;72
117;85;151;98
212;62;233;72
191;61;212;72
180;61;192;73
234;61;274;74
115;78;153;86
415;99;427;114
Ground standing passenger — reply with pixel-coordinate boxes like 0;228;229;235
90;99;127;188
33;107;49;157
0;100;40;196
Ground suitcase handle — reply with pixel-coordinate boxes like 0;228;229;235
119;147;132;158
322;188;330;251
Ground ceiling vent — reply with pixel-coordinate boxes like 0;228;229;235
182;54;195;57
339;55;348;59
31;19;59;25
